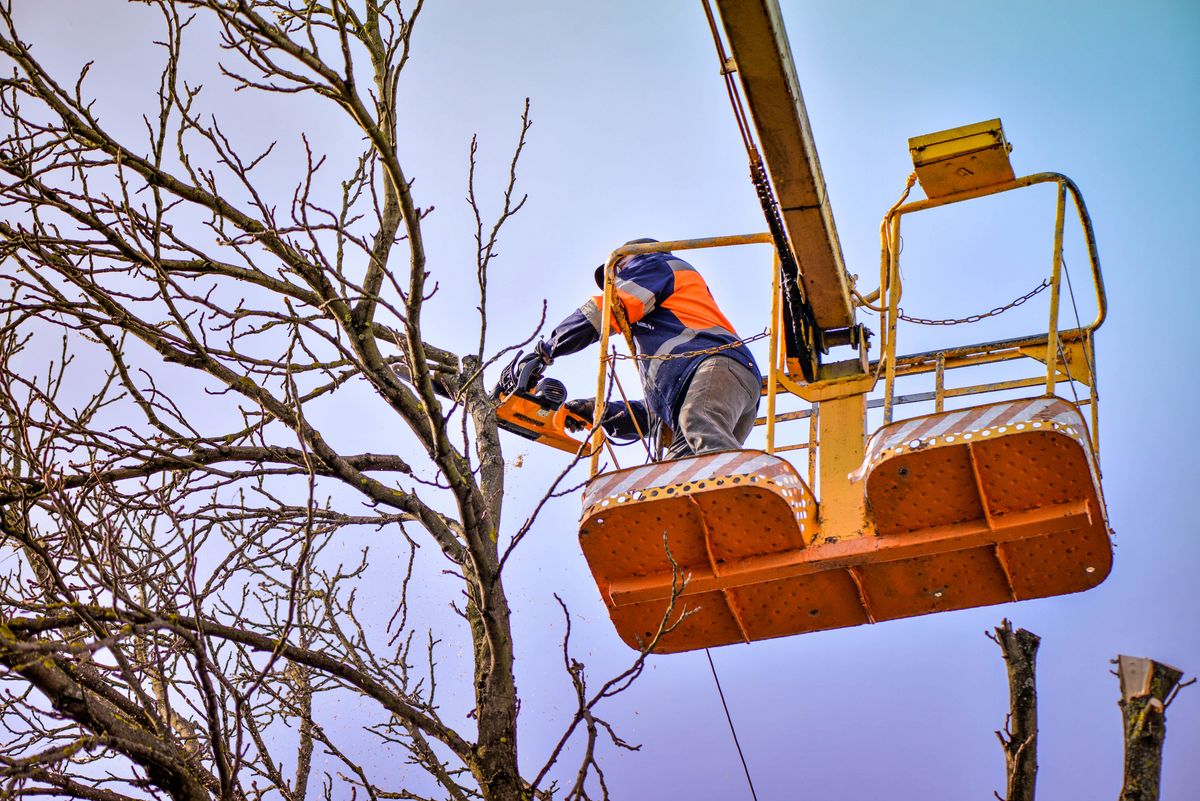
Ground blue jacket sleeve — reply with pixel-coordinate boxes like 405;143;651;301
543;299;602;360
543;253;676;359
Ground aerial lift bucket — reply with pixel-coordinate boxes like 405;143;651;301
579;396;1110;653
854;396;1110;623
579;450;823;653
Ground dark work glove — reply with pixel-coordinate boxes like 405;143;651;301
514;341;552;392
563;398;650;440
563;397;595;432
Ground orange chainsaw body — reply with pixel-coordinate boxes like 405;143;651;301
496;391;595;456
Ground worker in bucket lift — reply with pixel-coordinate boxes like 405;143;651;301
515;239;762;459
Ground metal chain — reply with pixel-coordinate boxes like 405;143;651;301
611;330;770;362
898;279;1050;326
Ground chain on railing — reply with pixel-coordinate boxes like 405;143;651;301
898;279;1050;326
611;330;770;362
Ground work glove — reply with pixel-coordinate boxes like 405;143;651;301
514;340;553;392
563;397;595;432
563;398;650;441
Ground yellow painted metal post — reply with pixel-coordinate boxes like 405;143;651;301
589;255;620;476
765;251;782;454
1087;331;1100;452
882;213;902;423
935;352;946;413
817;393;868;542
1045;181;1067;395
807;407;818;492
878;217;891;361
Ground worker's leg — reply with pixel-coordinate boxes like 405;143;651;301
666;355;759;458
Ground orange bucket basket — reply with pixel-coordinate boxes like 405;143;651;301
579;397;1111;653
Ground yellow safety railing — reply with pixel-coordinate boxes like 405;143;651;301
586;172;1106;481
876;172;1106;452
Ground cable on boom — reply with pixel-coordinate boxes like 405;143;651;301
700;0;822;382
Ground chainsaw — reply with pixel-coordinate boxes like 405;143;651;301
493;351;596;456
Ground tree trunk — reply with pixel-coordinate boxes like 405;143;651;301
1116;656;1185;801
991;619;1039;801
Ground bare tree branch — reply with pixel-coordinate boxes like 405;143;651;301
0;3;652;798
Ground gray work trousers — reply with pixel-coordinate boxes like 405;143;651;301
664;355;760;459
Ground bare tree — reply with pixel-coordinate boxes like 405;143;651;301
0;2;670;798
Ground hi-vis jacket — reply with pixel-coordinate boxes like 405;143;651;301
545;250;761;430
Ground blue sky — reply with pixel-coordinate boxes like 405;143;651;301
13;1;1199;798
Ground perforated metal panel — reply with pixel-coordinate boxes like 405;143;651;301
868;446;985;535
857;548;1014;620
580;451;818;652
860;398;1111;623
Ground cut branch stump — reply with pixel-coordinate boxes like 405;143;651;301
990;618;1040;801
1116;655;1187;801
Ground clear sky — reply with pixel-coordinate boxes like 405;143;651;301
14;1;1200;799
